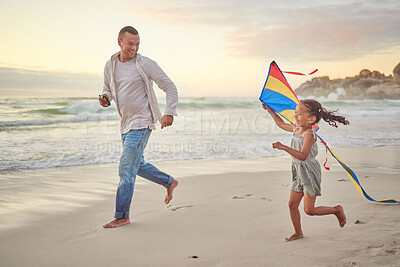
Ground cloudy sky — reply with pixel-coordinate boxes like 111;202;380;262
1;0;399;97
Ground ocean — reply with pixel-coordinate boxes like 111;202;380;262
1;95;400;172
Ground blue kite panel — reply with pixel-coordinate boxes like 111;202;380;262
259;89;297;112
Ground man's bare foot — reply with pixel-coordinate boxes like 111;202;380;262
334;205;346;227
285;232;304;242
103;218;130;228
165;179;178;204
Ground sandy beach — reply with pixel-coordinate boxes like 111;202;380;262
0;146;399;266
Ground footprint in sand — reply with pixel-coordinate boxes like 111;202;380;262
168;205;194;211
366;243;385;257
232;194;271;201
385;249;396;255
232;194;253;199
385;240;400;255
343;262;358;267
188;255;199;259
343;261;358;266
367;244;384;249
365;240;400;257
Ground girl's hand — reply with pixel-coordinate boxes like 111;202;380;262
262;103;274;113
272;142;285;150
261;103;273;112
262;103;295;133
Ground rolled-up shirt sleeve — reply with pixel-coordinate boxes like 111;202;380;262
147;61;178;117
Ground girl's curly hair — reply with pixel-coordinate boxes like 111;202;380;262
300;99;349;128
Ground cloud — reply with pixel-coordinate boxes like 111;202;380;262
125;0;400;62
0;67;102;96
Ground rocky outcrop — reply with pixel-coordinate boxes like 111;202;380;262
394;63;400;85
294;63;400;99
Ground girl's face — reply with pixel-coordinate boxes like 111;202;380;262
294;102;315;127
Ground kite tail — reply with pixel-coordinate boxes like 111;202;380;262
317;134;400;204
283;69;318;75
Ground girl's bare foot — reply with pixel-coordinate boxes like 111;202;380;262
165;179;178;204
103;218;130;228
334;205;346;227
285;232;304;242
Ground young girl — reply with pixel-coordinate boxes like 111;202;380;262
262;99;349;242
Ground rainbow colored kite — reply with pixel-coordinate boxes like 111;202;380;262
259;61;399;204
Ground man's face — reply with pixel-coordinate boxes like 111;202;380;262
118;32;140;61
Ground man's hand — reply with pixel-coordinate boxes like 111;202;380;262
161;115;173;129
99;94;110;107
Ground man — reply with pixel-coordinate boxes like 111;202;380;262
99;26;179;228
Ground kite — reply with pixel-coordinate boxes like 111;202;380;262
259;61;400;204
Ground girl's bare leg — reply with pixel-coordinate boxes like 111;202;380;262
303;194;346;227
286;190;304;242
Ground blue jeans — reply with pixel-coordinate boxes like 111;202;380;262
115;128;174;219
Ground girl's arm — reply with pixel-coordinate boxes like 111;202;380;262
272;130;315;161
262;103;295;132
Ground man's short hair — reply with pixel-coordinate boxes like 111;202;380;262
118;26;139;40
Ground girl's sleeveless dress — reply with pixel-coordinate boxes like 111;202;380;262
290;127;322;197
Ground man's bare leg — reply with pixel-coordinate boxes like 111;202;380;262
103;218;130;228
165;179;178;204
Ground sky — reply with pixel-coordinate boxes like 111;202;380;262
0;0;399;98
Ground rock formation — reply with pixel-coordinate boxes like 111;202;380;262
394;63;400;85
294;63;400;99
